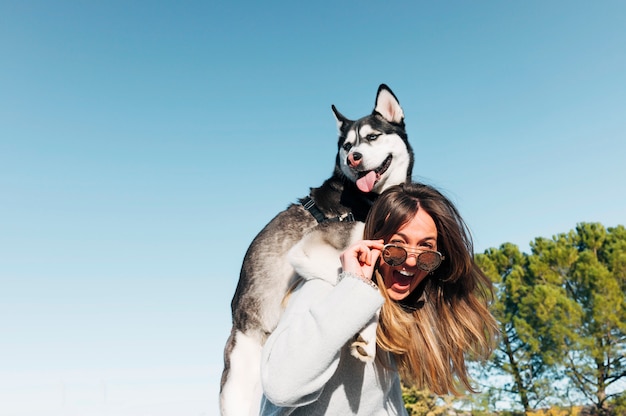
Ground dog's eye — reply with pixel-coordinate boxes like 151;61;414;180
342;142;352;151
366;134;381;141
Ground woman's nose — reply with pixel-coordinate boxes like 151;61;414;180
403;253;418;267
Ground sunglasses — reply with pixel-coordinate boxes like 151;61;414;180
381;244;444;272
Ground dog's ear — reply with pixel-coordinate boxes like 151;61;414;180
374;84;404;124
331;104;350;131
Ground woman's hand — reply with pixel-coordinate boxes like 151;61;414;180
340;240;385;281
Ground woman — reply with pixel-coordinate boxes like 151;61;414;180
259;182;498;415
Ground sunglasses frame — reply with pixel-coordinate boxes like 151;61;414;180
381;243;445;272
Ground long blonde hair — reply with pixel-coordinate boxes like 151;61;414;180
364;183;498;396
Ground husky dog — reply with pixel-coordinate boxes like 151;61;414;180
220;84;414;416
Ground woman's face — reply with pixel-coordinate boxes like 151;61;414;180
378;208;438;301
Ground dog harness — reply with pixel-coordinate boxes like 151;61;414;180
301;196;355;224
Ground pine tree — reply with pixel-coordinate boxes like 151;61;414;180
477;243;561;411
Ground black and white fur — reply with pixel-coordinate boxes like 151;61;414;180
220;84;414;416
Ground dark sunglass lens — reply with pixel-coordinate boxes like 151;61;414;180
417;251;442;272
383;245;407;266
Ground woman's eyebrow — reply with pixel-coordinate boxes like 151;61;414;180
394;233;437;243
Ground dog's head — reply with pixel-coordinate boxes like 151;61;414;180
333;84;414;195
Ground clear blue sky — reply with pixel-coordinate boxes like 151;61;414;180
1;1;625;414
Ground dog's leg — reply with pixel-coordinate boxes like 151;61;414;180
220;329;263;416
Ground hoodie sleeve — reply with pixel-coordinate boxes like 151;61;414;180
260;273;384;407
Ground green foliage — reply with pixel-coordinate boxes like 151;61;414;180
474;222;626;414
526;406;582;416
543;223;626;413
608;390;626;415
401;384;454;416
476;243;556;411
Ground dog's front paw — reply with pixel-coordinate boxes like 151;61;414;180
350;335;376;362
350;313;378;362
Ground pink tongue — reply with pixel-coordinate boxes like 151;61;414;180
356;171;377;193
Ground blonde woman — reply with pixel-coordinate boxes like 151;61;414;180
259;182;498;415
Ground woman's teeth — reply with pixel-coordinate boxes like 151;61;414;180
399;270;414;277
